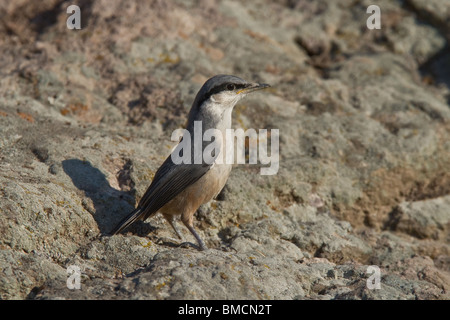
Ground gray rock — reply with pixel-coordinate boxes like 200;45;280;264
0;0;449;300
385;196;450;241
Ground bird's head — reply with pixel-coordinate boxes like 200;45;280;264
193;74;270;110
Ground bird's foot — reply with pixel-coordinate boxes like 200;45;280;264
178;241;208;251
219;244;237;253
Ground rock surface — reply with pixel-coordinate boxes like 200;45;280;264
0;0;449;300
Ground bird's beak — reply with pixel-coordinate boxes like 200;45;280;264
237;83;271;94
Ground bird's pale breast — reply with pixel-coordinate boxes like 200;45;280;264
159;162;232;217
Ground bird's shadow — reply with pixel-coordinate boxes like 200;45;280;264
62;158;153;235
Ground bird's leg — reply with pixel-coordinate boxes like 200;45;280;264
181;214;208;251
185;224;208;251
163;214;184;241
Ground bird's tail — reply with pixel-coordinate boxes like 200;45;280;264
109;207;143;235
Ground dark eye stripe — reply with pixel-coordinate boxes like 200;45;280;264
198;83;247;107
212;82;245;94
233;83;247;91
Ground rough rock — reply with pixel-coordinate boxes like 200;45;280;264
0;0;449;300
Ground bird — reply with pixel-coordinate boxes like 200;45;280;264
109;75;270;250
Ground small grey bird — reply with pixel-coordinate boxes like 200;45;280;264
110;75;270;250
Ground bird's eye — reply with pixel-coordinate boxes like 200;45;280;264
227;84;235;91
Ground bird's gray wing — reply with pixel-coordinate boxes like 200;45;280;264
138;156;212;220
109;155;212;235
